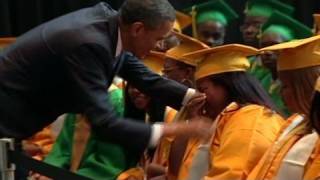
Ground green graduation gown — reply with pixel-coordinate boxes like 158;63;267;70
44;88;139;180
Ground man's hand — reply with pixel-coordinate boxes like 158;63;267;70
162;118;211;141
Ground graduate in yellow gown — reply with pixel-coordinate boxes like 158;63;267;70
118;51;177;180
259;10;312;117
174;44;284;180
151;32;208;173
248;35;320;180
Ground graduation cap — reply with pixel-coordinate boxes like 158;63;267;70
174;11;192;33
185;0;238;26
245;0;294;17
184;44;258;80
142;51;166;74
166;31;209;66
260;35;320;71
261;11;312;40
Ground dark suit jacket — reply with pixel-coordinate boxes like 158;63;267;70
0;2;187;152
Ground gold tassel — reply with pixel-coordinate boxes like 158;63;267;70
191;5;198;38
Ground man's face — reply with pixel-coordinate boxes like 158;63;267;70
241;15;267;47
129;21;174;58
196;21;225;47
259;32;285;78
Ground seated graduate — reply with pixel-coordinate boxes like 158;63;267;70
36;86;126;180
168;44;284;180
120;33;209;180
241;0;294;48
162;31;209;88
40;52;170;180
241;0;294;94
259;10;312;117
184;0;238;47
118;51;182;180
248;35;320;180
147;32;209;177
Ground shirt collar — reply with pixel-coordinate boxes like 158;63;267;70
115;28;122;57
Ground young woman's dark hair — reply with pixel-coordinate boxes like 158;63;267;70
208;71;278;112
310;91;320;134
123;83;166;123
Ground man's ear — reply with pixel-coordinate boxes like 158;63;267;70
129;22;146;37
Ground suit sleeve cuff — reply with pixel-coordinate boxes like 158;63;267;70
148;123;164;148
182;88;196;106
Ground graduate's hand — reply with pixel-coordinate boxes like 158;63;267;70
162;119;211;140
185;92;206;118
22;141;43;157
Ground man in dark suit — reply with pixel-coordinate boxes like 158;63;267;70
0;0;209;159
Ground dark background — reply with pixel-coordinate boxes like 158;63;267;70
0;0;319;43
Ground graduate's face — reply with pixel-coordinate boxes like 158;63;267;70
260;32;285;79
197;77;228;117
126;20;174;58
241;15;267;47
279;72;300;113
163;58;194;87
196;21;225;47
128;85;151;110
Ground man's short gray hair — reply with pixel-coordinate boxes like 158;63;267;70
119;0;176;29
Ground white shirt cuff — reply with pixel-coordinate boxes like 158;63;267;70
182;88;196;105
148;123;164;148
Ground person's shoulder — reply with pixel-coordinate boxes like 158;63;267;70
43;3;117;54
224;103;284;130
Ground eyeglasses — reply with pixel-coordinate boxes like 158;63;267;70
161;66;181;75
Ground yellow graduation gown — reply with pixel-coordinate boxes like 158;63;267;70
304;141;320;180
117;107;177;180
152;107;177;166
248;114;320;180
177;103;284;180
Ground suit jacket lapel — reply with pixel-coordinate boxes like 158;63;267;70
105;14;122;84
